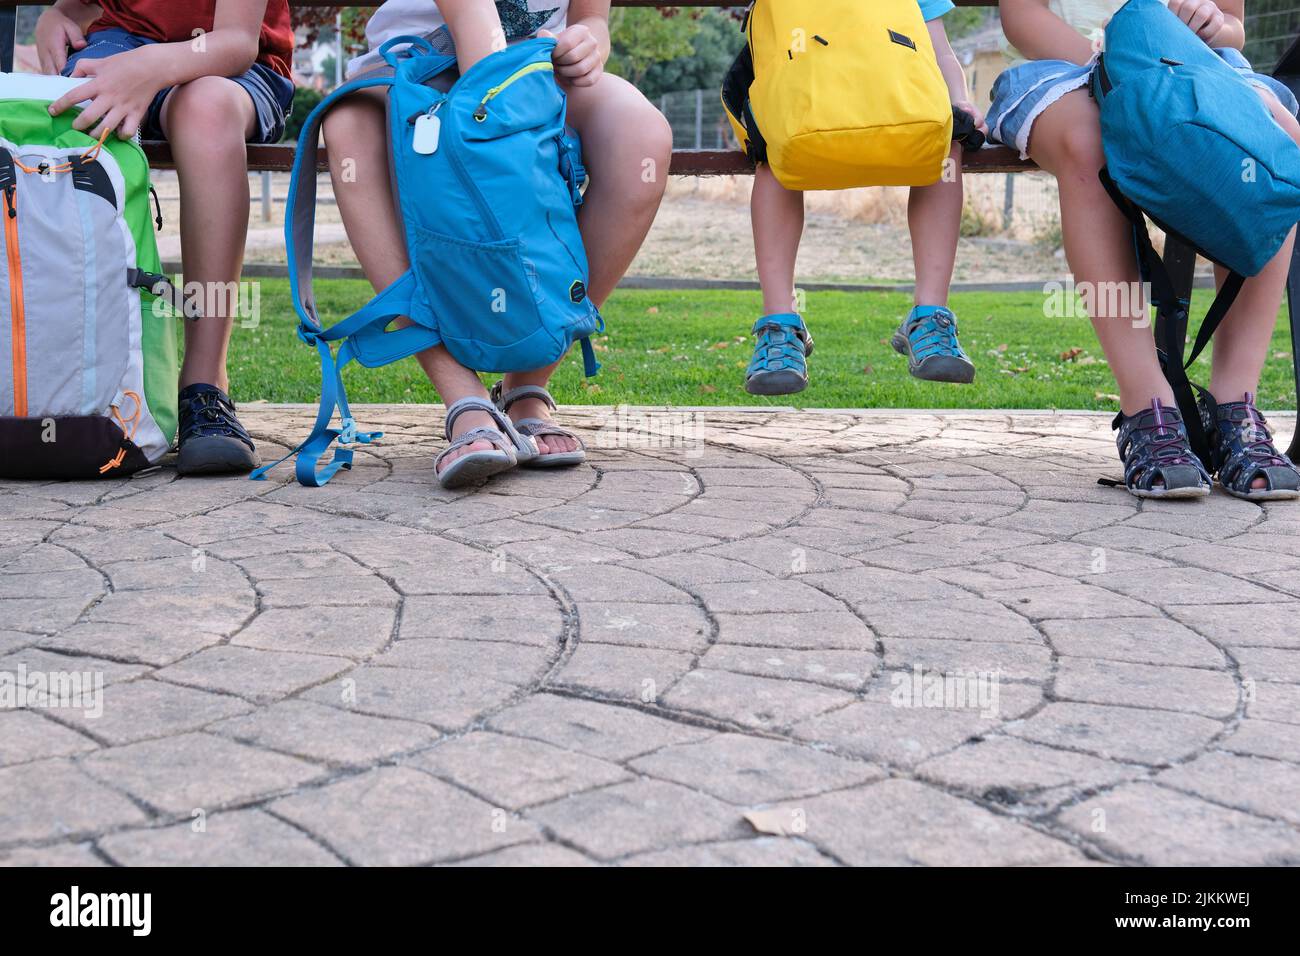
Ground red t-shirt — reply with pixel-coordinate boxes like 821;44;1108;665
80;1;294;78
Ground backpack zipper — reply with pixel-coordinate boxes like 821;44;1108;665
3;182;26;416
472;61;555;121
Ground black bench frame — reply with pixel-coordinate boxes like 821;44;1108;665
3;0;1299;454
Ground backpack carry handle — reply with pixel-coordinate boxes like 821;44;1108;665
378;34;437;68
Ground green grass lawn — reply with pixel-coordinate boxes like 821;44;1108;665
224;280;1298;411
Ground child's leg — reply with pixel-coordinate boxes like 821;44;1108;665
498;74;672;452
1208;88;1300;404
751;163;805;316
909;144;961;307
323;90;498;473
1209;228;1296;403
896;143;975;383
1028;89;1173;416
160;77;256;393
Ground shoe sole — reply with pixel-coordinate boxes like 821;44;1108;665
746;370;808;396
1221;486;1300;502
891;332;976;384
176;437;260;476
438;451;516;489
521;452;586;469
1128;485;1212;500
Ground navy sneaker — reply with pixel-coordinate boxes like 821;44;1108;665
1200;391;1300;501
891;306;976;384
176;383;259;476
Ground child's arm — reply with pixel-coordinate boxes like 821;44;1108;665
546;0;610;88
440;0;510;70
928;18;986;131
48;0;269;139
34;0;100;75
999;0;1096;65
1169;0;1245;50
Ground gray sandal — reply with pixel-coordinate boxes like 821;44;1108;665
435;397;538;489
490;382;586;468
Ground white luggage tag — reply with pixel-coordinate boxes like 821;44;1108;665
413;103;443;155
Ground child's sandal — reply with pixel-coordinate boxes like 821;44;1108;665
746;313;814;396
489;383;586;469
435;396;536;490
1200;392;1300;501
891;306;976;384
1113;398;1212;500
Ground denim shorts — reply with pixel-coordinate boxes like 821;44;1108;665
987;47;1299;159
62;28;296;144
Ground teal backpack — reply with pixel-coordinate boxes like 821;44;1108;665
1093;0;1300;458
255;36;602;486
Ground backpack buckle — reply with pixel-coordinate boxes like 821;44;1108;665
339;417;357;445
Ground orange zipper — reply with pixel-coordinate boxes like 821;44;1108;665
3;184;25;417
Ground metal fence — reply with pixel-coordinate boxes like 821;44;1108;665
658;89;737;151
1246;3;1300;70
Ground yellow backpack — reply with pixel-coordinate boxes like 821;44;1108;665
722;0;954;191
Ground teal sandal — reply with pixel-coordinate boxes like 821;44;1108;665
892;306;976;384
746;313;814;396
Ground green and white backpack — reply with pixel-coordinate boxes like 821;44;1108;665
0;74;178;479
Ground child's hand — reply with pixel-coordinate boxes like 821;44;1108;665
541;25;604;88
954;99;988;134
34;6;88;75
48;47;166;141
1167;0;1226;42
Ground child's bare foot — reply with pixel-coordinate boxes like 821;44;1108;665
435;397;531;489
435;409;498;475
505;396;579;457
490;383;586;468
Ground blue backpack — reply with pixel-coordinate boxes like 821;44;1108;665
254;36;603;486
1093;0;1300;457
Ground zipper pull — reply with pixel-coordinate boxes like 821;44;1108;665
474;87;499;122
4;185;15;218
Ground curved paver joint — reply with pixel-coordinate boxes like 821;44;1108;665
1;406;1298;866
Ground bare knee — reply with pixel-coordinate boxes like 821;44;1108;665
164;77;252;147
323;93;385;153
1049;124;1107;188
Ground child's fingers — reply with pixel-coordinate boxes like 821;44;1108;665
69;94;111;132
560;53;602;81
553;36;595;66
92;107;127;143
48;80;97;117
70;58;100;78
118;110;143;140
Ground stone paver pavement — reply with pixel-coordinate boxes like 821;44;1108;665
2;406;1299;866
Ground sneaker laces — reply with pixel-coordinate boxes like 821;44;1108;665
1131;399;1198;466
1224;393;1288;468
907;309;965;360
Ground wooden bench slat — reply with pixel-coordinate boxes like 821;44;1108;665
146;143;1037;175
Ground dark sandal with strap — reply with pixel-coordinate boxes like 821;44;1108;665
489;382;586;468
1200;391;1300;501
745;313;814;396
1113;398;1211;500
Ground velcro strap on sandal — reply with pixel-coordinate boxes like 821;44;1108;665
490;382;558;415
751;313;808;338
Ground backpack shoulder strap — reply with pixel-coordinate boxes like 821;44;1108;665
285;73;397;333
